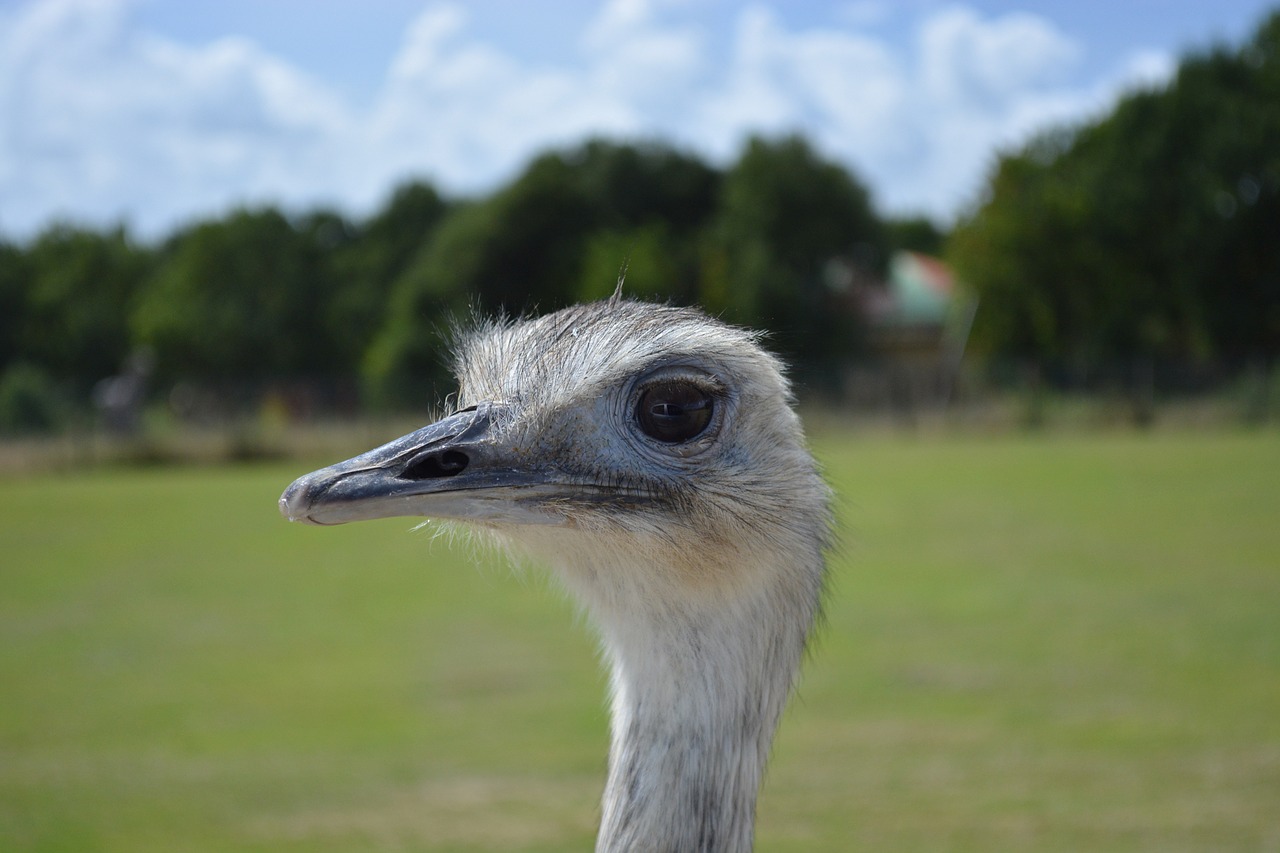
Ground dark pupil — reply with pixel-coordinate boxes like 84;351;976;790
637;382;713;443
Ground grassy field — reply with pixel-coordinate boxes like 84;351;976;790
2;430;1278;852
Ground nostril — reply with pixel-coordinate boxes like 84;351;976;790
401;448;469;480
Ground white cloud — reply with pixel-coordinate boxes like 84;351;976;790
691;4;908;164
919;7;1081;108
1116;49;1177;90
689;3;1108;219
0;0;349;235
364;3;644;198
837;1;893;28
0;0;1178;238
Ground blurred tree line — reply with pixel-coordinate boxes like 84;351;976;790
950;10;1280;382
0;135;895;430
2;10;1278;434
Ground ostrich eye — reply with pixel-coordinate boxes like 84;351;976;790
636;381;714;443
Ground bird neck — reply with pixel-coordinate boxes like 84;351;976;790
507;520;825;852
591;583;814;853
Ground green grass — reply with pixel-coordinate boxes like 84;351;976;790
2;431;1278;851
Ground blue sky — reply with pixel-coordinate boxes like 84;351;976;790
1;0;1276;239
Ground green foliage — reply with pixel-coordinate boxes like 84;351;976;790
0;362;68;434
715;135;888;372
0;186;455;426
951;10;1280;368
886;215;946;256
364;140;723;405
0;135;890;416
327;181;449;371
0;240;28;368
133;208;341;382
364;154;604;404
567;138;721;233
15;225;152;389
575;223;695;304
362;136;887;404
360;200;495;407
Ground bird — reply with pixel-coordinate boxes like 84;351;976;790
279;296;831;852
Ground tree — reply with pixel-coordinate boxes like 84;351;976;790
132;208;337;383
364;141;722;406
327;181;450;370
713;135;888;373
363;157;600;406
0;239;29;370
575;223;697;304
886;216;946;257
951;10;1280;371
567;138;720;234
17;224;152;389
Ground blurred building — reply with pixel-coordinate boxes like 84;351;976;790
845;251;978;413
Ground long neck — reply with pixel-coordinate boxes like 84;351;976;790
508;516;826;852
592;582;816;853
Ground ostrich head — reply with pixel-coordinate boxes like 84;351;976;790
280;298;830;852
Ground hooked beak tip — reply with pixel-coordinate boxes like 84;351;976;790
280;477;323;525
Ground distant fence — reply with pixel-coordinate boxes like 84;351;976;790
820;357;1277;430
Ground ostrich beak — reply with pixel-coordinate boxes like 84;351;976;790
279;402;571;527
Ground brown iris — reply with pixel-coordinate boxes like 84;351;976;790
635;382;714;443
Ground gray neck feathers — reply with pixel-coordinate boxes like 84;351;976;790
596;602;802;852
512;528;824;853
